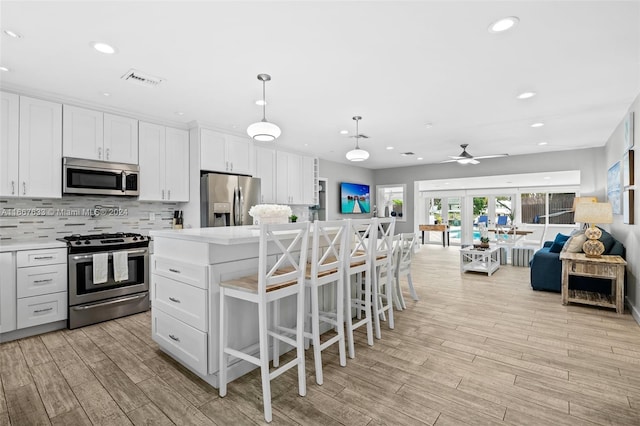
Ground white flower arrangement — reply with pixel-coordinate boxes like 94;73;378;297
248;204;292;224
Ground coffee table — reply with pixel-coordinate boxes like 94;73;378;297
460;246;501;276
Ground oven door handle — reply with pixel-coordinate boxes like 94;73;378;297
71;249;147;261
71;293;146;310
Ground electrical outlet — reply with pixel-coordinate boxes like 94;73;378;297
149;212;156;221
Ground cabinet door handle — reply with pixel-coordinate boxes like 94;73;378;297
34;256;54;260
98;147;102;159
11;181;15;195
169;334;180;342
226;161;229;171
230;162;233;171
23;182;26;195
33;278;54;284
34;307;53;314
106;148;110;160
168;268;181;274
162;190;165;200
168;190;171;200
169;297;180;303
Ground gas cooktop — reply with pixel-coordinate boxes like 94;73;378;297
59;232;149;250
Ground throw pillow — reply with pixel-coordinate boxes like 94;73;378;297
597;226;615;253
549;233;570;253
564;232;587;253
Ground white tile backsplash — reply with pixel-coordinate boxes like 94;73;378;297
0;195;178;242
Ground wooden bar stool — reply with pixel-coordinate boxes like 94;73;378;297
218;222;310;423
343;218;375;359
371;217;395;338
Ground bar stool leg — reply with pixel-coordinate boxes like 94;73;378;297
311;284;323;384
272;300;280;367
364;270;374;346
344;273;356;359
336;277;347;367
258;300;272;423
296;284;307;397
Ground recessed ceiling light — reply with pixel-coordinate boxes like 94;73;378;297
0;66;9;72
544;176;551;180
175;111;184;116
102;92;111;97
538;141;548;146
304;143;308;146
517;91;536;99
444;182;450;185
417;157;423;160
339;130;348;135
3;29;22;39
91;42;116;54
255;100;266;106
424;123;433;128
386;146;394;150
531;122;544;128
488;16;519;33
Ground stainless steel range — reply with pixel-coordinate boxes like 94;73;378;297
60;232;150;329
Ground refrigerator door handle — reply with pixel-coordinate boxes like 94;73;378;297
238;187;244;225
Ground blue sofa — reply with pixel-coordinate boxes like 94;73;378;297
530;227;625;293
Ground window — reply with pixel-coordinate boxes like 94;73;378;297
376;184;406;222
521;192;576;224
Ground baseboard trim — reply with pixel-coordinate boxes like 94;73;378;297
626;296;640;326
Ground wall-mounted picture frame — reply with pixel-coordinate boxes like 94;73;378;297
623;149;635;187
624;111;635;150
623;189;634;224
607;161;622;214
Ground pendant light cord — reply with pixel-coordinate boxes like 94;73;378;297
354;117;360;149
262;80;267;122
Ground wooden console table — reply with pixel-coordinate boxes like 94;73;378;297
419;224;450;247
560;252;626;314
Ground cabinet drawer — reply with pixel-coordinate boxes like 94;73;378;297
17;248;66;268
153;256;208;289
153;274;207;331
17;263;67;298
17;292;67;329
152;308;207;376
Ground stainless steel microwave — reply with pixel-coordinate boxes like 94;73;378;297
63;158;139;196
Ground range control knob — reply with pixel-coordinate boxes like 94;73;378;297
84;240;91;245
75;241;82;245
132;236;138;241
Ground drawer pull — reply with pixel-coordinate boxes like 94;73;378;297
168;268;181;274
169;297;181;303
169;334;180;342
34;279;54;284
34;307;53;314
34;256;54;260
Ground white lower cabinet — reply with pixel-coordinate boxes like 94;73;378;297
0;252;17;334
15;248;67;330
152;300;208;376
153;274;207;331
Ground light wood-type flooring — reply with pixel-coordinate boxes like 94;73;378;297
1;244;640;425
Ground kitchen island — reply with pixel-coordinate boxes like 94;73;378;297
149;226;304;388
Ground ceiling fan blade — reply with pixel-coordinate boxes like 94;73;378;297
456;158;480;165
468;159;480;165
473;154;509;160
440;159;460;163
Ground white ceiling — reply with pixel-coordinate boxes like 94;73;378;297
1;1;639;169
417;170;581;191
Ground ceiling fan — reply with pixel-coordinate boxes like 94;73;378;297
440;144;509;165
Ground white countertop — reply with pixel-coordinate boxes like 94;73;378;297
0;239;67;253
150;226;265;245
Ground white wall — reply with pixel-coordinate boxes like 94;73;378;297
374;148;604;233
601;93;640;323
318;159;375;221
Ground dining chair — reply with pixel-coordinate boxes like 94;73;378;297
218;222;310;423
395;232;418;309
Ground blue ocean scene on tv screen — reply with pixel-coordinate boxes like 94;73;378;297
341;182;370;214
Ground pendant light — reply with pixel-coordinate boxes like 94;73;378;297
247;73;281;142
345;116;369;162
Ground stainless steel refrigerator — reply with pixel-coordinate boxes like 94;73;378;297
201;173;261;227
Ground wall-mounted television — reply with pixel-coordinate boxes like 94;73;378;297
340;182;370;214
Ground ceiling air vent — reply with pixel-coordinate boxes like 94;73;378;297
120;69;163;87
401;152;415;156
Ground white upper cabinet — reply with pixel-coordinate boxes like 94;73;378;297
63;105;103;160
63;105;138;164
254;145;276;203
302;155;316;205
275;151;317;205
0;92;19;197
139;122;189;202
104;113;138;164
165;127;189;202
200;129;252;175
18;96;62;198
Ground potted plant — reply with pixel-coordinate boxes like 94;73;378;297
289;214;298;223
392;199;403;217
480;236;490;248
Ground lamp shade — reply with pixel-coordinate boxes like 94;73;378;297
572;196;597;212
346;148;369;162
574;202;613;224
247;120;281;142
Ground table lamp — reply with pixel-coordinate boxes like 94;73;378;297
571;196;597;211
573;202;613;257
